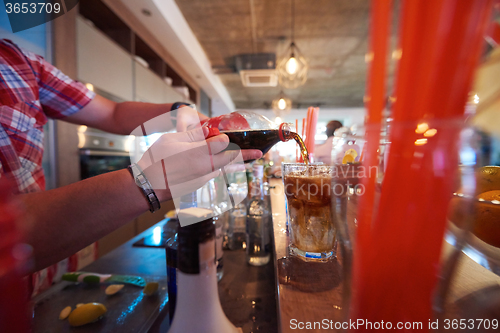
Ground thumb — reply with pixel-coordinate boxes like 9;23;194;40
202;127;210;139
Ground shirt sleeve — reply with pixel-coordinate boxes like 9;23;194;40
21;49;95;119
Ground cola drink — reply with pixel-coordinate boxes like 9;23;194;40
283;168;336;259
202;111;309;163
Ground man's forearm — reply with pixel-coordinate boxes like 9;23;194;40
65;96;176;135
20;169;171;271
111;101;174;135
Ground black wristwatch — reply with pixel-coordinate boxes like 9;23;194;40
127;164;161;213
170;102;191;111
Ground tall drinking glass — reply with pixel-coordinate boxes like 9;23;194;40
282;163;362;261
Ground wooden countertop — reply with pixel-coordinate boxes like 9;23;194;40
268;178;500;333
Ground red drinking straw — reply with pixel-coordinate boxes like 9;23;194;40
295;119;299;162
351;0;494;329
351;0;392;320
306;107;313;160
306;107;319;159
304;108;311;151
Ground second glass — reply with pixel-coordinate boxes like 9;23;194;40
283;164;337;261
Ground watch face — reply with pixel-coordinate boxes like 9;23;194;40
172;102;190;111
136;174;147;186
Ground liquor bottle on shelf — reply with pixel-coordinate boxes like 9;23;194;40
225;169;248;250
227;185;247;250
168;210;238;333
202;110;309;163
246;165;271;266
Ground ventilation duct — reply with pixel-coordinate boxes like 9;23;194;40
235;53;278;87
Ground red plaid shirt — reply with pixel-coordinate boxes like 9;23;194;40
0;39;95;193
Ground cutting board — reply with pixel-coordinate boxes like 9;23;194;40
32;276;168;333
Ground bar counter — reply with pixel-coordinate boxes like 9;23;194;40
268;178;500;333
32;179;500;333
33;218;278;333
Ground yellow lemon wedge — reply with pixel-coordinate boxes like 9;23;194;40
105;284;125;296
342;154;355;164
68;303;107;327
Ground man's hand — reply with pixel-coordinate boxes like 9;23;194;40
137;127;261;201
174;104;208;132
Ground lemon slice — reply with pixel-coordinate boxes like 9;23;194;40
105;284;125;295
342;154;355;164
68;303;107;327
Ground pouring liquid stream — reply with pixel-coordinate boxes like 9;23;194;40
291;132;310;166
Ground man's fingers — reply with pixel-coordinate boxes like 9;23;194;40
159;126;206;143
211;150;243;171
241;149;263;161
206;134;229;155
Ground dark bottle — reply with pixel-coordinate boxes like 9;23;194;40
165;192;197;323
202;111;308;163
222;128;288;156
246;164;271;266
168;215;238;333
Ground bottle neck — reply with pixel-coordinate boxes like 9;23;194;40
251;165;265;200
279;123;293;142
251;177;264;200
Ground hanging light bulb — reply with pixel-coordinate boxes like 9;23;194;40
277;45;308;89
276;0;308;89
285;55;298;75
278;97;287;110
272;93;292;116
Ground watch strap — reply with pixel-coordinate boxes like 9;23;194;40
170;102;191;111
127;164;161;213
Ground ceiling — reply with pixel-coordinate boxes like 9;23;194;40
174;0;371;110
